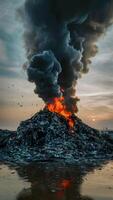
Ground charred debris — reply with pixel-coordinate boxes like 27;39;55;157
0;109;113;164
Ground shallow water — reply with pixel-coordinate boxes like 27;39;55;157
0;161;113;200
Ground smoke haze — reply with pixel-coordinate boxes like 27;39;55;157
20;0;113;112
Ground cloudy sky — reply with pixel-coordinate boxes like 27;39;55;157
0;0;113;130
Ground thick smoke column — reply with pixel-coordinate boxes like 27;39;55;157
21;0;113;112
27;50;62;101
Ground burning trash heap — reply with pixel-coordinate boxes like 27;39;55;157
0;109;113;164
1;0;113;163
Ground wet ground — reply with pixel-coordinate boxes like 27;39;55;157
0;161;113;200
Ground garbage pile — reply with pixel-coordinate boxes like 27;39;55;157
0;109;113;164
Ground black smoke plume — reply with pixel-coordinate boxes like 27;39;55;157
20;0;113;112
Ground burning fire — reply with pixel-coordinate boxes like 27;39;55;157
47;97;74;128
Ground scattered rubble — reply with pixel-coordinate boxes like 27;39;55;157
0;109;113;164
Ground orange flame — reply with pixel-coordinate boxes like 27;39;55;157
47;97;74;128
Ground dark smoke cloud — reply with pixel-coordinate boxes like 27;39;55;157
27;50;61;101
20;0;113;112
69;0;113;73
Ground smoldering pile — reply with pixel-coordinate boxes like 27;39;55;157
0;109;113;164
1;1;113;165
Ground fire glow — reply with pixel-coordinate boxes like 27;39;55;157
47;97;74;128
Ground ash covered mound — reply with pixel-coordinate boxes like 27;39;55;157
0;109;113;164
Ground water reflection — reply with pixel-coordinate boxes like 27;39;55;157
14;162;99;200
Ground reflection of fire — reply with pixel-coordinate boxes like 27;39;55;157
47;97;74;128
56;179;71;198
59;179;71;189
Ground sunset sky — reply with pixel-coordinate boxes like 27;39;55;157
0;0;113;130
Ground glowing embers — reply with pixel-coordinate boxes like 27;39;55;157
47;97;74;128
